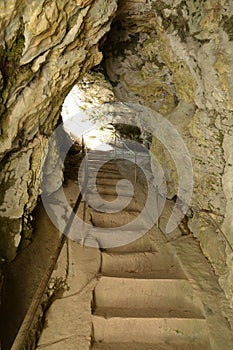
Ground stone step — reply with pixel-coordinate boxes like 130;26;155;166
92;315;209;344
90;210;150;229
87;157;115;161
93;277;204;315
91;341;212;350
86;194;142;212
88;158;118;169
88;166;120;174
101;252;185;279
87;155;112;161
87;151;113;156
87;223;160;250
87;170;121;178
88;227;149;250
87;184;133;196
89;177;126;186
101;270;185;279
93;306;203;319
88;172;123;179
88;150;112;155
88;179;132;188
99;229;163;253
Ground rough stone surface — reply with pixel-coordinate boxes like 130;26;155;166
1;0;233;317
74;0;233;306
36;242;100;350
36;164;233;350
0;0;118;261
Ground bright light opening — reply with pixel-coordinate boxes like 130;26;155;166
61;85;113;150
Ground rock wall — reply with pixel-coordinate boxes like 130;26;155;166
76;0;233;306
0;0;233;308
0;0;118;261
103;0;233;306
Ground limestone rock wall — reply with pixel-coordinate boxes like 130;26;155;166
0;0;118;261
1;0;233;309
95;0;233;305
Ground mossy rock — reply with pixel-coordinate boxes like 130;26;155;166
0;217;22;262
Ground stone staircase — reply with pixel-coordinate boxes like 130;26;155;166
83;149;212;350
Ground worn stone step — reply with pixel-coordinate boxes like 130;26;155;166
89;177;126;186
101;270;185;280
87;152;113;156
101;252;185;279
90;210;150;228
91;341;212;350
88;172;123;179
88;180;132;188
99;229;162;253
93;307;204;319
86;194;142;213
87;158;118;165
88;166;120;175
87;157;116;163
87;156;112;161
88;150;112;154
87;170;121;178
88;227;149;249
92;315;209;344
93;277;204;315
88;151;112;157
87;184;133;196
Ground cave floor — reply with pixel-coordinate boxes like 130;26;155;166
36;151;233;350
1;150;233;350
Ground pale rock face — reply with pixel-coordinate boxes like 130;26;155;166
0;0;118;260
1;0;233;308
75;71;116;109
75;0;233;306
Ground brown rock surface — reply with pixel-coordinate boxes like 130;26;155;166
0;0;118;261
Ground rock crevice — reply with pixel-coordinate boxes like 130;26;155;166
0;0;233;310
0;0;118;261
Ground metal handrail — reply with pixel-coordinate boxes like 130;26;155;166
116;135;160;226
114;134;141;183
121;139;138;183
82;132;233;255
82;138;88;240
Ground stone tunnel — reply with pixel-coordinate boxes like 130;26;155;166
0;1;233;349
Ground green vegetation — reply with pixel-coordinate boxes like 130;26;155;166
0;26;25;84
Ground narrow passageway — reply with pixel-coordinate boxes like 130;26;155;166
37;147;233;350
1;3;233;350
1;140;233;350
88;150;211;350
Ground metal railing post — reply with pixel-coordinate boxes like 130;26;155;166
114;131;117;159
155;184;159;228
82;143;88;244
81;134;85;154
134;151;137;183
